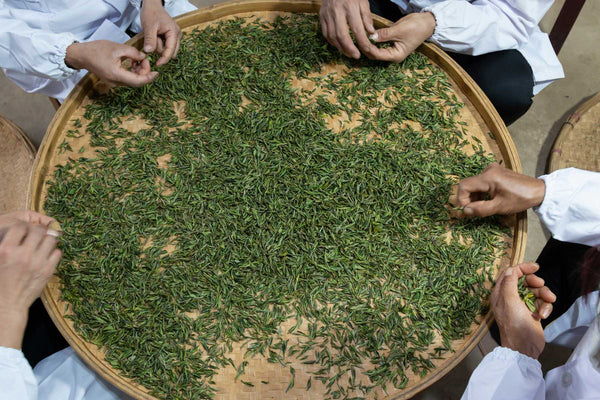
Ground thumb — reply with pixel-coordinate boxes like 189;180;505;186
498;267;521;301
369;27;392;43
463;198;501;218
143;23;158;53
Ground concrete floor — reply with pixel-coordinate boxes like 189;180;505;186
1;0;598;398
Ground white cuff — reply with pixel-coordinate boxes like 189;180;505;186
487;346;541;368
0;346;37;400
421;1;459;45
0;346;27;363
536;168;600;246
49;33;80;80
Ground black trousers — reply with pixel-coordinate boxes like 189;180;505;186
368;0;534;126
535;238;591;326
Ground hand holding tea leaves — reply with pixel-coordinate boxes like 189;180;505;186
0;213;62;349
65;40;159;88
491;262;556;359
456;162;546;217
319;0;376;59
367;12;436;62
141;0;183;66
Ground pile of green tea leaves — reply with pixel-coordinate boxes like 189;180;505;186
45;14;509;400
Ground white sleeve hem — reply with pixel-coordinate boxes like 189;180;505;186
489;346;541;367
0;346;37;400
421;3;445;43
49;34;80;80
536;168;600;246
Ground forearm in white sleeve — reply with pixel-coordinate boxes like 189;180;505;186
461;347;545;400
421;0;554;56
0;11;79;83
0;347;37;400
536;168;600;247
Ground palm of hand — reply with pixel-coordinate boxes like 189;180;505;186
496;297;545;359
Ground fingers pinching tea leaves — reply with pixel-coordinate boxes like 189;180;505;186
519;275;537;313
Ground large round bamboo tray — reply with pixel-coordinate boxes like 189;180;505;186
549;91;600;173
1;115;35;213
29;1;526;399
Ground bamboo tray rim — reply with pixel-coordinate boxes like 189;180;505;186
548;90;600;173
1;114;36;213
29;1;526;399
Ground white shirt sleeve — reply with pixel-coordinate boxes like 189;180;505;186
0;10;79;82
536;168;600;247
34;347;132;400
0;347;37;400
461;347;545;400
421;0;554;56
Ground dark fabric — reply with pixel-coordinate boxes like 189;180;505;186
535;238;591;327
367;0;534;126
22;298;68;368
447;50;534;126
368;0;402;23
490;238;591;344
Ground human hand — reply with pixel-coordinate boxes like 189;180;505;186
367;12;435;62
456;163;546;217
492;262;556;359
0;210;58;233
141;0;183;66
0;219;62;348
65;40;159;88
319;0;375;59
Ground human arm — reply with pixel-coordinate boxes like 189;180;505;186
0;212;62;400
456;164;600;246
366;0;553;62
456;162;545;217
66;0;184;88
0;11;79;82
536;168;600;247
462;263;556;399
0;212;62;349
418;0;554;56
64;40;158;88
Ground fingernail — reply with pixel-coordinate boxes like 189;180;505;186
505;267;513;276
542;305;551;319
369;33;378;41
46;229;61;237
144;45;152;52
463;207;473;216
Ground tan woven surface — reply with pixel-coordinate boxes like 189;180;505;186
30;2;525;399
0;115;35;213
549;91;600;173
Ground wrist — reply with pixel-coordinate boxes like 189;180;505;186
420;11;436;38
499;331;543;359
65;42;86;70
0;307;29;349
527;179;546;208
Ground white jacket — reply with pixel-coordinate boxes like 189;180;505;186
0;0;195;102
391;0;564;94
463;167;600;399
